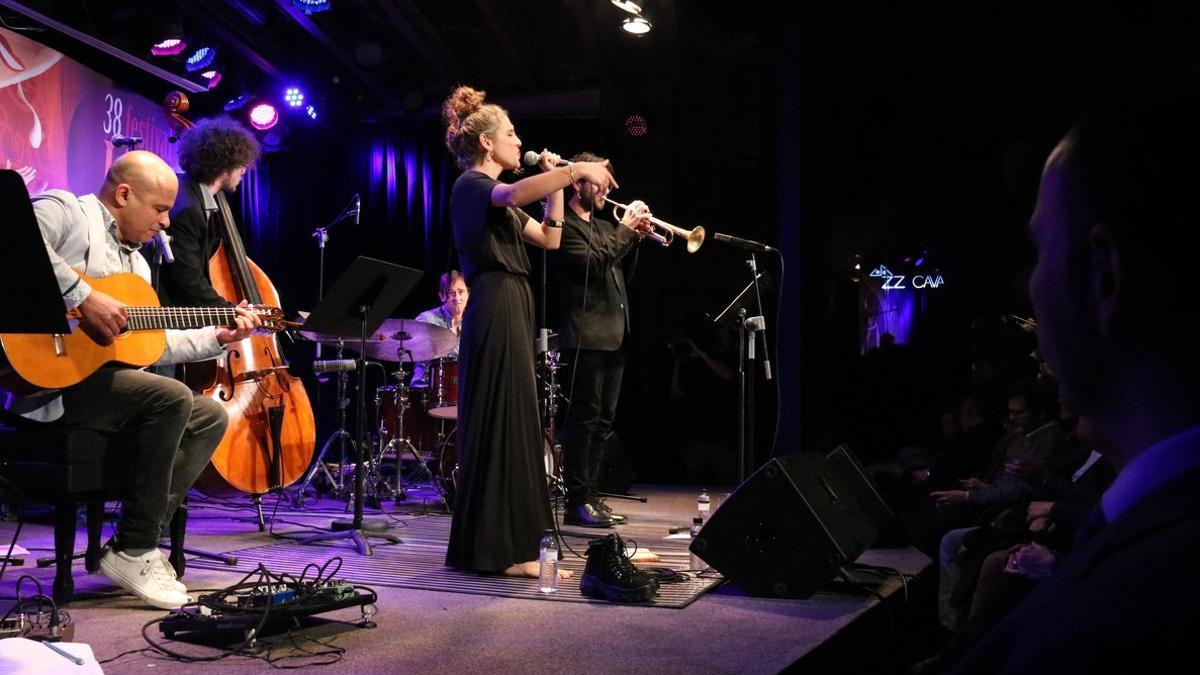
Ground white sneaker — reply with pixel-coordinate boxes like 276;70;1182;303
153;552;190;594
99;548;191;609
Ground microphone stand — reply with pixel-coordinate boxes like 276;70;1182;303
298;197;359;503
713;267;768;484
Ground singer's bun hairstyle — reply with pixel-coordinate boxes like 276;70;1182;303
442;85;508;171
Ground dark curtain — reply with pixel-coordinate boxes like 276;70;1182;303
236;120;458;321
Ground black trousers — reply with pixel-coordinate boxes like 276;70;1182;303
562;348;625;507
49;367;226;550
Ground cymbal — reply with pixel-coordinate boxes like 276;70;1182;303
298;318;457;362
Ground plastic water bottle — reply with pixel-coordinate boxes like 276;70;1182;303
697;488;711;516
689;515;704;537
538;529;559;594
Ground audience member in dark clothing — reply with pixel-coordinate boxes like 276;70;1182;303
909;380;1067;555
914;421;1116;673
950;82;1200;674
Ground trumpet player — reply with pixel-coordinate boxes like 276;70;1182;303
557;151;652;528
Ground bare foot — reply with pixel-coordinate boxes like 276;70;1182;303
502;561;574;579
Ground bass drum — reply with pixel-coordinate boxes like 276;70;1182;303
437;433;559;506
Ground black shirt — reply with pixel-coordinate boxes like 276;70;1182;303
450;170;533;282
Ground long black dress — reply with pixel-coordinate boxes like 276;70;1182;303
445;170;554;572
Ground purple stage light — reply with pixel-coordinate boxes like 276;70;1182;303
249;103;280;130
151;38;187;57
201;70;222;89
306;104;318;120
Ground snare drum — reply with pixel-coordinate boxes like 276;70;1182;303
427;357;459;419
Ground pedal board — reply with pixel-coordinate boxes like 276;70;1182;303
158;581;374;643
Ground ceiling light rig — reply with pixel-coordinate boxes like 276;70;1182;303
622;16;652;35
610;0;652;36
184;46;216;73
292;0;332;14
151;37;187;57
199;69;222;89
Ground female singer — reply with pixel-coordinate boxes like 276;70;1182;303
441;85;616;577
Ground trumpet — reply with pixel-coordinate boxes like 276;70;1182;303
605;198;705;253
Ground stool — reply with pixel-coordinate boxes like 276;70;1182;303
0;423;186;604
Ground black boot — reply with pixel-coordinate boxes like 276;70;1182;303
580;533;659;602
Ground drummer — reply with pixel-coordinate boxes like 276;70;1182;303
411;271;469;387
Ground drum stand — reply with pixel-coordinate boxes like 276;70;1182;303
291;343;354;506
539;344;567;499
366;362;440;505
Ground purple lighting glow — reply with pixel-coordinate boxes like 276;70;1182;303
249;103;280;130
200;70;222;89
151;38;187;57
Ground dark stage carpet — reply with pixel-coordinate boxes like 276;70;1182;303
187;513;722;608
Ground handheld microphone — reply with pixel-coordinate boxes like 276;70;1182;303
522;150;570;168
312;359;357;374
712;232;775;253
353;194;361;225
111;135;144;148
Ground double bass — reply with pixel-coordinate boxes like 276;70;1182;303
163;92;316;498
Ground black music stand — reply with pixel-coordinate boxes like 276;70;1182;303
298;256;422;555
0;170;70;569
0;170;70;333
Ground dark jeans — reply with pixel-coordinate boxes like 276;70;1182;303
562;348;625;507
48;367;226;550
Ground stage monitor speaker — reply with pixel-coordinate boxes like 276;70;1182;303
689;450;887;598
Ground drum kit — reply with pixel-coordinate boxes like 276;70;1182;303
289;318;567;509
291;318;460;506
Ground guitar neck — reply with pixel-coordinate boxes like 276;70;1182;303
125;307;242;331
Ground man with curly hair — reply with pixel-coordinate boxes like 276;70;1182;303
158;116;260;307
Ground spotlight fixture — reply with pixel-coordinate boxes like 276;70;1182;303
625;114;648;137
611;0;644;14
292;0;332;14
284;87;305;107
200;69;222;89
248;102;280;130
151;37;187;57
184;46;216;72
261;128;287;152
305;104;318;120
150;17;187;56
224;93;252;112
622;16;652;35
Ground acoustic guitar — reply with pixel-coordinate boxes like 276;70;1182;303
0;272;286;391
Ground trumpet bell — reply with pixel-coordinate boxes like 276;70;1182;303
684;226;705;253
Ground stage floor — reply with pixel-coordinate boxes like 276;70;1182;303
0;484;930;674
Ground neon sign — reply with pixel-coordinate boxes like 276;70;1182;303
869;265;945;290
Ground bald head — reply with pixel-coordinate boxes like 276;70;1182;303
102;151;177;196
99;150;179;244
